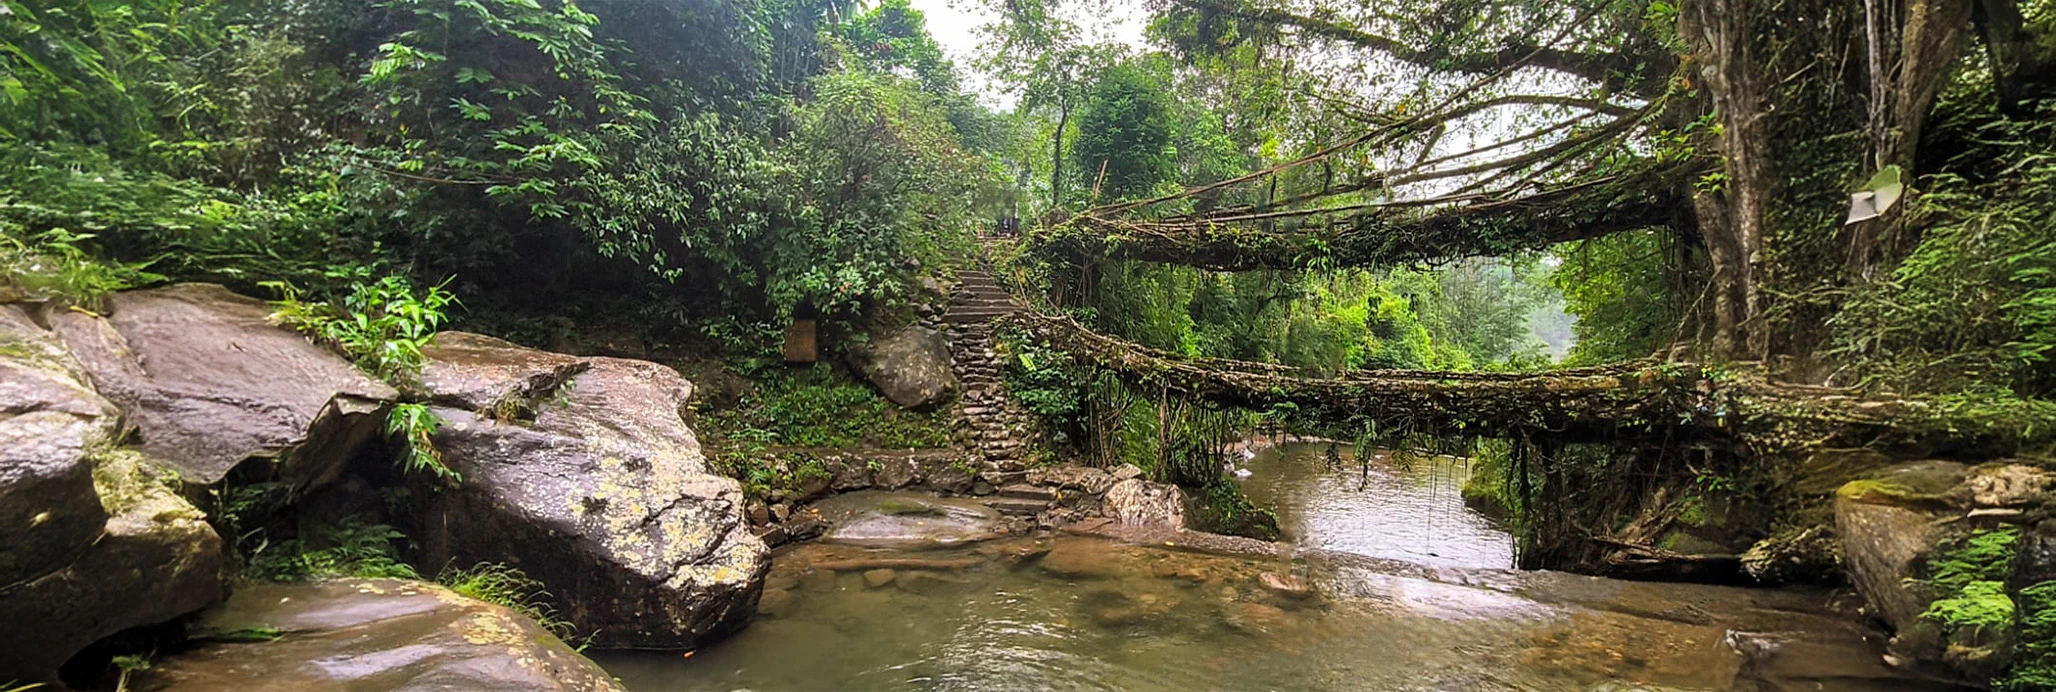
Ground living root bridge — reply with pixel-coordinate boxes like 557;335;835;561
1039;166;1691;271
1004;311;2055;451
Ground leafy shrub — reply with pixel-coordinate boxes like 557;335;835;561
266;271;457;382
247;520;418;582
704;364;952;450
0;228;162;308
387;402;458;483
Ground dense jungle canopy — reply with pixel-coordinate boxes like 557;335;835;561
7;0;2056;686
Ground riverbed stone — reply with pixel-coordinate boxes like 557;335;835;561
1038;538;1127;580
47;283;396;486
0;450;226;683
1259;572;1315;600
758;588;795;618
813;491;1005;548
863;568;898;588
1103;478;1187;529
1219;601;1291;635
414;337;766;649
139;578;620;692
847;326;957;410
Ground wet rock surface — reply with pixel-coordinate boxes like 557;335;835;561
1833;459;2056;683
0;451;225;683
46;284;396;486
0;305;119;588
139;578;620;692
413;334;766;649
811;491;1007;548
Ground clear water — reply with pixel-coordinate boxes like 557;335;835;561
593;444;1949;691
1237;442;1515;569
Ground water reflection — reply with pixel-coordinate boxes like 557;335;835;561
1238;442;1515;569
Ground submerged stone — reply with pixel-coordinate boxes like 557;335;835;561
141;578;619;691
812;491;1006;548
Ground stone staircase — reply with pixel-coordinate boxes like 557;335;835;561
944;267;1040;478
944;268;1020;324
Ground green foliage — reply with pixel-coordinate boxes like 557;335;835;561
247;520;419;582
1921;526;2024;658
437;562;579;644
1000;329;1089;426
1828;96;2056;395
1555;229;1680;365
0;227;160;308
1072;60;1177;202
704;363;952;451
1999;580;2056;692
387;402;458;483
266;271;457;382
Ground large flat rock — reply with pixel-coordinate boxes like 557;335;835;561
139;578;621;692
414;335;766;649
47;284;396;485
812;491;1007;548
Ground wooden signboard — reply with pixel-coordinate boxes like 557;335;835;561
784;318;818;363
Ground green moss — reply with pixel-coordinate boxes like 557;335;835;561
1836;479;1943;506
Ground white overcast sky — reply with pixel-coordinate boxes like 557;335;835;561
904;0;1149;109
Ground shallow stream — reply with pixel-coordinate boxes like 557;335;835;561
593;444;1953;691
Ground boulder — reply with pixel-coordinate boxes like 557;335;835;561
1103;478;1187;529
0;450;226;683
874;455;920;489
847;326;957;410
46;284;396;486
1830;460;2056;681
1028;465;1115;495
413;335;766;649
140;578;621;692
1836;462;1969;640
0;305;120;588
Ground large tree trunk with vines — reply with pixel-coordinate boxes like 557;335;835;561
1682;0;1773;360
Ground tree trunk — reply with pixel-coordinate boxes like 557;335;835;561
1847;0;1974;278
1975;0;2056;116
1682;0;1773;359
1051;103;1071;209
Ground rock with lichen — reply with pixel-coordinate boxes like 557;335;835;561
0;450;226;683
411;333;767;649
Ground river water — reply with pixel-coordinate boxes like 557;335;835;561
593;444;1955;691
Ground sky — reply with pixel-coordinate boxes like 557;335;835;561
904;0;1149;109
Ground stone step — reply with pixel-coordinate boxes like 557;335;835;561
983;497;1050;516
982;470;1029;485
998;484;1057;501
